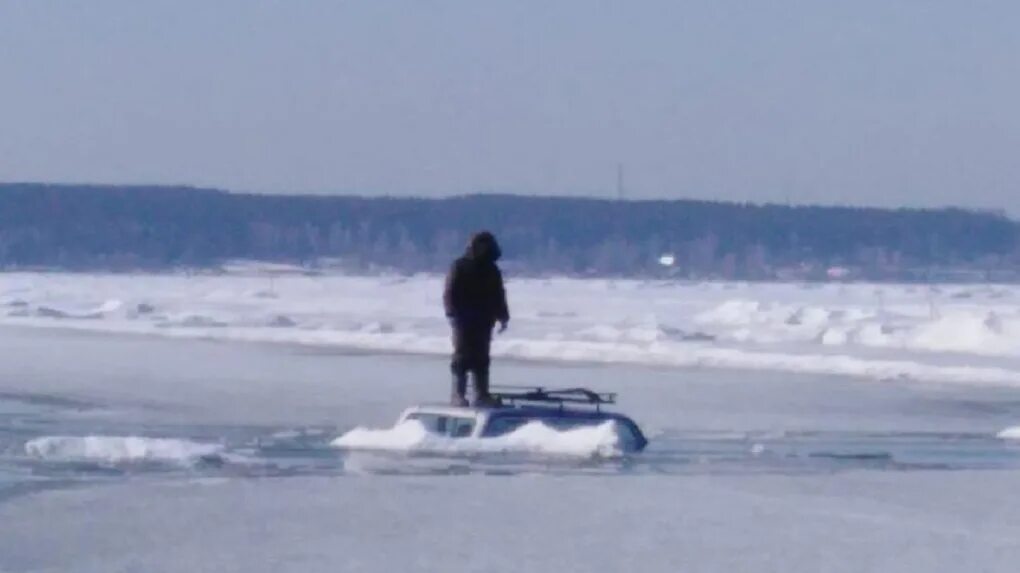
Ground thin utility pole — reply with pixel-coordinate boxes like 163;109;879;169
616;163;625;201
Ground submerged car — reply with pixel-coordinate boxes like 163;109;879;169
397;387;648;452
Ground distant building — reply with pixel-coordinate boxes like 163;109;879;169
827;266;852;280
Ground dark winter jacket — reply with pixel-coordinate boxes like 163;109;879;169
443;232;510;326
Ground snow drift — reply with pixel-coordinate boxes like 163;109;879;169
25;436;223;465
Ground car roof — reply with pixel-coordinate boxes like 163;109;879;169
401;404;488;417
489;405;633;420
402;403;634;422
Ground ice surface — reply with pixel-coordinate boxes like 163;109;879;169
3;325;1020;572
332;419;622;458
3;272;1020;386
4;472;1020;573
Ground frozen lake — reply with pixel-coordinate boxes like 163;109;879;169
4;324;1020;572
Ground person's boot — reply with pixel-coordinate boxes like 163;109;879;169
471;370;498;408
450;372;469;407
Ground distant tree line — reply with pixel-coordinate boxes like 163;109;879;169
1;183;1018;280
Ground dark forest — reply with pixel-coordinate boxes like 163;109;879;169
2;183;1017;280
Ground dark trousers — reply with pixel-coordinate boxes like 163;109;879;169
450;321;493;378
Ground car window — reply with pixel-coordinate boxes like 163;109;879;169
484;416;528;436
614;422;639;449
405;413;442;433
406;413;475;438
456;418;476;437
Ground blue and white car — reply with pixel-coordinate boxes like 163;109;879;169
397;387;648;452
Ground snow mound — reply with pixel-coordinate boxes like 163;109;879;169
995;427;1020;440
25;436;223;465
332;420;428;451
332;420;622;458
696;299;767;326
908;312;1017;355
156;314;228;328
35;299;122;320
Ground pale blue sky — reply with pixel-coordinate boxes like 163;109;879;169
2;1;1018;212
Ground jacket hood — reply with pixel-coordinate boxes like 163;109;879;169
466;231;502;262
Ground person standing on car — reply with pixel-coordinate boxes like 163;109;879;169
443;231;510;407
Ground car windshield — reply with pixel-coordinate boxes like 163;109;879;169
406;412;475;438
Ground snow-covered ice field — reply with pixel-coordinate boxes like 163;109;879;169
4;271;1020;572
3;271;1020;385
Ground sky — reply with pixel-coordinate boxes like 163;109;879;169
2;1;1019;213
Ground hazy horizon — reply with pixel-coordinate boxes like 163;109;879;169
3;1;1019;214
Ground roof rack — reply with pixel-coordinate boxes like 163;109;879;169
490;385;617;412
